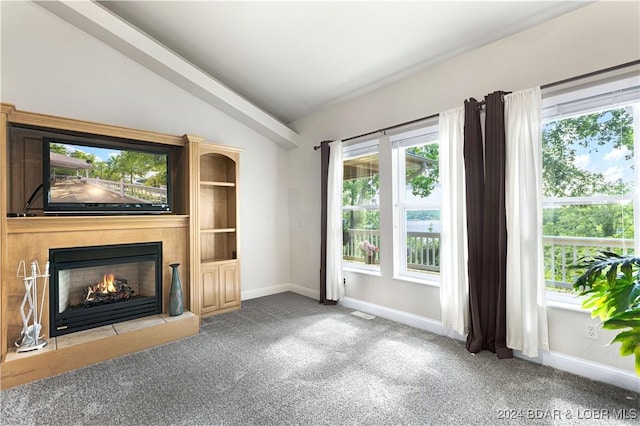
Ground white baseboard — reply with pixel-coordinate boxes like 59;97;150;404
341;296;444;336
341;296;638;392
241;283;319;301
287;283;320;300
241;284;292;301
538;351;639;393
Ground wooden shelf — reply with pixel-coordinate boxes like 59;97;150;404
201;259;236;265
200;228;236;233
200;181;235;187
199;185;236;230
201;258;236;265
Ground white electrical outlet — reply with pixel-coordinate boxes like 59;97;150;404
585;323;599;340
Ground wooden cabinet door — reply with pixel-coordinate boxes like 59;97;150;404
200;263;220;314
219;261;240;309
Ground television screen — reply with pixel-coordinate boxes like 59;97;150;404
43;137;172;214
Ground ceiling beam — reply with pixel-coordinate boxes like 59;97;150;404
35;0;300;150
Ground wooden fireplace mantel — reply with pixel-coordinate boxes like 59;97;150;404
0;103;240;389
5;214;190;234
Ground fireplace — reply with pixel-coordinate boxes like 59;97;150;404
49;242;162;337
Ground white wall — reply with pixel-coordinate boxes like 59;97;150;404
3;0;637;381
288;1;640;375
0;1;291;297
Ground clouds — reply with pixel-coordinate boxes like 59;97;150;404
573;154;590;169
596;145;631;183
603;146;630;162
603;166;624;183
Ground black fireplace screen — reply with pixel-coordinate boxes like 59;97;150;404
49;242;162;337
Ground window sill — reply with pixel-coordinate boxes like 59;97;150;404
342;265;381;277
546;300;591;314
545;291;589;313
393;275;440;288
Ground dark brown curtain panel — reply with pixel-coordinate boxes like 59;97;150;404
463;97;485;351
464;92;513;359
319;141;330;304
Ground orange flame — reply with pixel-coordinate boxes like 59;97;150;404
97;273;117;293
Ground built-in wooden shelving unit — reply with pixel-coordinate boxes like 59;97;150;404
0;103;241;389
187;135;241;318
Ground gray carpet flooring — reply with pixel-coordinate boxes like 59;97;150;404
1;292;638;425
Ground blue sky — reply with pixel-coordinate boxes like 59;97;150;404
63;143;119;163
573;143;633;184
568;107;635;188
548;106;636;190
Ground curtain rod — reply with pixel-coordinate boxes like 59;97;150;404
313;112;438;150
314;60;640;151
540;59;639;90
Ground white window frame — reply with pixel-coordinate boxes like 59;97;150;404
342;139;381;273
391;124;441;285
542;75;640;304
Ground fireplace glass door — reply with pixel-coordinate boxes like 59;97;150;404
49;242;162;337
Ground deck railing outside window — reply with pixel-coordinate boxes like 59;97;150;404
543;236;634;291
343;229;381;264
343;229;439;271
343;229;632;291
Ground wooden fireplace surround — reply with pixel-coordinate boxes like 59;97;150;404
0;103;222;388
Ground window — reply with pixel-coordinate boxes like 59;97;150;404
392;124;441;281
542;76;639;298
342;140;380;270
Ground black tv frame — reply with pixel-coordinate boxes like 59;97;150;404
42;136;173;215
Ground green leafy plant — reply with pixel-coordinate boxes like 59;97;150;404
574;251;640;375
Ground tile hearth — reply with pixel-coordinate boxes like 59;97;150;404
4;311;195;363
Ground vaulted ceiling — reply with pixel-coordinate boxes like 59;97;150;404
97;1;588;125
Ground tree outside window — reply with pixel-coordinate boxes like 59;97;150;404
542;105;637;294
342;145;381;268
392;127;441;280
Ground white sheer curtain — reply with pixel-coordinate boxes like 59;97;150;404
326;140;344;301
505;87;549;357
438;107;469;336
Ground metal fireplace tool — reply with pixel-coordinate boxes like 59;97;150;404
15;260;50;352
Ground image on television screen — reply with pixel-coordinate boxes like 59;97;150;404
46;140;169;208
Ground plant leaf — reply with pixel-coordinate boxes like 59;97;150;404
573;253;640;376
606;263;618;287
610;328;640;357
603;314;640;329
621;259;633;281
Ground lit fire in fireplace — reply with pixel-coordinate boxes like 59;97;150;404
96;273;117;293
84;273;134;305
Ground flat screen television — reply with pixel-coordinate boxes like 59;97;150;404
43;137;172;214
